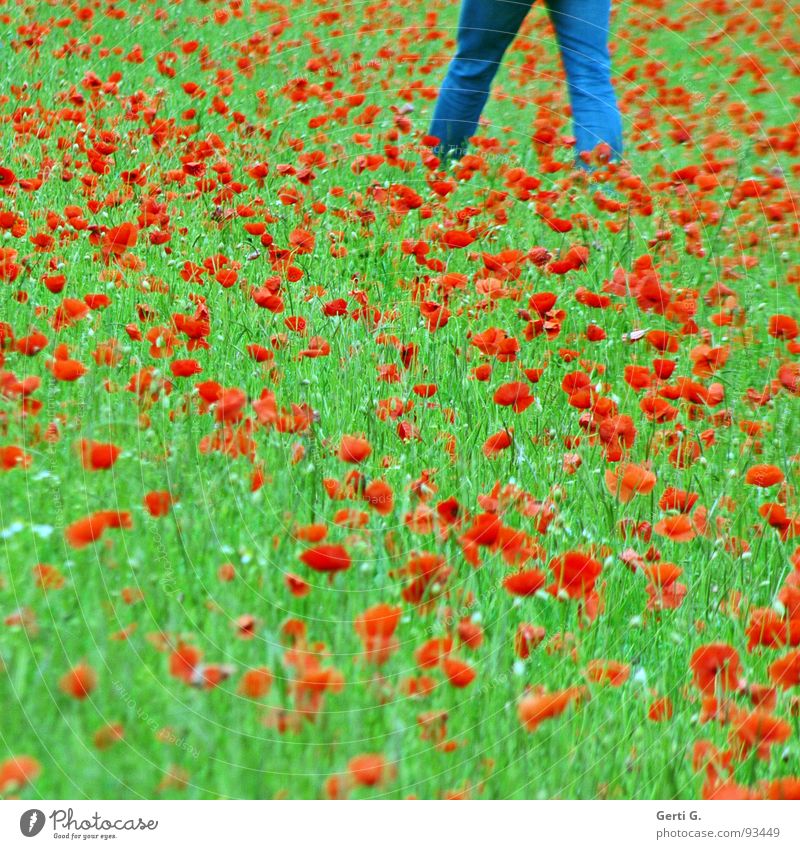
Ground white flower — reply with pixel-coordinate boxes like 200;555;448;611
0;521;25;539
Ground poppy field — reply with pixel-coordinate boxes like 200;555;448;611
1;0;800;801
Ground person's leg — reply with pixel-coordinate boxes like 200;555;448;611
428;0;534;159
544;0;623;163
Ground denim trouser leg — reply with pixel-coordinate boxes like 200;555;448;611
545;0;623;158
428;0;533;158
428;0;622;161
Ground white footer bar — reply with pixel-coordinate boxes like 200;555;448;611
2;800;796;848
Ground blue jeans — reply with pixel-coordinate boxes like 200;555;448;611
428;0;622;162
